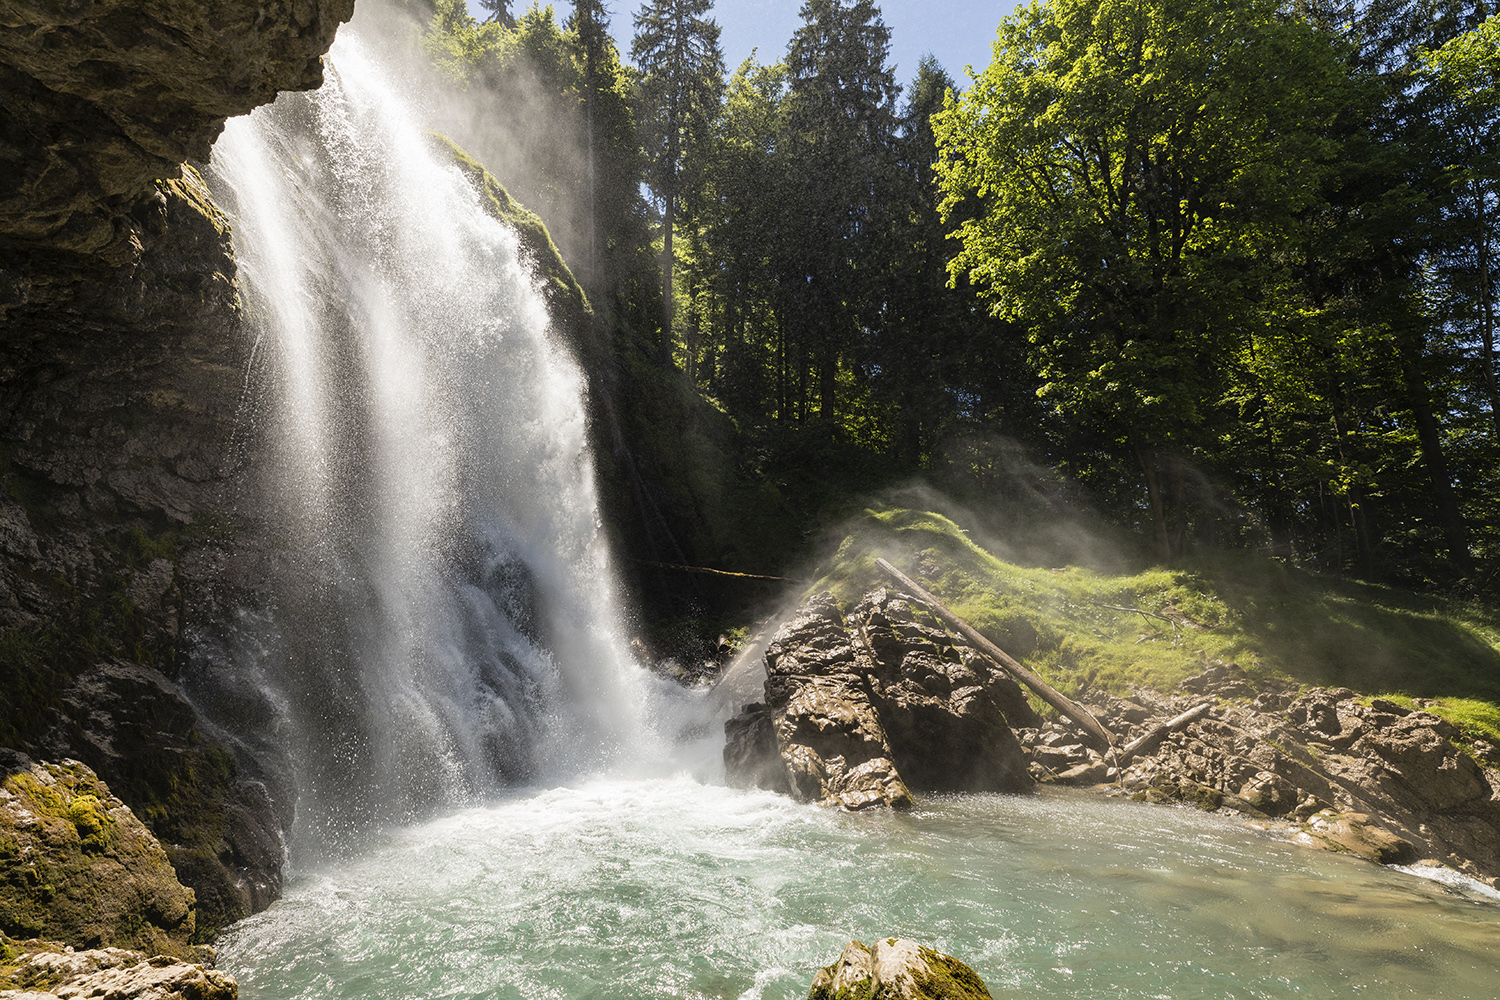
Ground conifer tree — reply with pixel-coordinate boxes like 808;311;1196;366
632;0;726;362
784;0;899;421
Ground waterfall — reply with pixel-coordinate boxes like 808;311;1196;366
204;25;654;853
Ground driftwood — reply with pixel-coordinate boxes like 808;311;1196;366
1116;702;1213;764
874;558;1115;752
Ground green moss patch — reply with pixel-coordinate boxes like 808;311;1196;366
813;506;1500;722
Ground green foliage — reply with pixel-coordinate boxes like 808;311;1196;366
935;0;1350;558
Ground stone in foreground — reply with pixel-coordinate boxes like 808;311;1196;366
0;757;196;955
0;946;235;999
808;938;992;1000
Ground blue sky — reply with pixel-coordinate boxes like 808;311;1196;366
464;1;1022;89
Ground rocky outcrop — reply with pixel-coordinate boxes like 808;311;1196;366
0;757;196;955
0;164;290;938
1;0;354;939
0;0;355;267
0;945;234;1000
808;938;992;1000
725;589;1035;809
1028;664;1500;882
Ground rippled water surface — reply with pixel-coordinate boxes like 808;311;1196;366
219;778;1500;999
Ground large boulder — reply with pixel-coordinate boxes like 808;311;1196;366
0;757;196;955
808;938;992;1000
725;589;1033;808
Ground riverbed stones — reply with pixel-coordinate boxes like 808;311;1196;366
1065;665;1500;881
807;938;992;1000
0;757;196;955
724;589;1033;808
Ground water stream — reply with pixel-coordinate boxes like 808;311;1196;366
220;779;1500;999
204;9;1500;998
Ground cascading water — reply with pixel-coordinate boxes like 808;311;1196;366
206;23;661;852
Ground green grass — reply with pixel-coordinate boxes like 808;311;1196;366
811;506;1500;737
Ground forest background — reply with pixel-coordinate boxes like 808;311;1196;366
405;0;1500;641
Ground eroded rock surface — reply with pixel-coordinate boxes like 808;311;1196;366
0;0;355;266
0;945;234;1000
807;938;992;1000
1;0;354;937
1026;664;1500;882
0;757;196;955
725;589;1034;808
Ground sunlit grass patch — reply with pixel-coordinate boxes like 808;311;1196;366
810;506;1500;716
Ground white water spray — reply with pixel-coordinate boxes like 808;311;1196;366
207;25;670;853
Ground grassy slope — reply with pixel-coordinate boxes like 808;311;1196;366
811;507;1500;747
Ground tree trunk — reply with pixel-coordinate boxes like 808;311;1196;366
1133;436;1172;561
1399;344;1473;575
661;190;675;364
1477;181;1499;440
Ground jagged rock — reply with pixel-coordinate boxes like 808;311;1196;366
0;0;356;266
1083;685;1500;880
724;589;1032;809
0;758;196;955
0;945;234;999
762;595;912;810
807;938;992;1000
0;0;350;937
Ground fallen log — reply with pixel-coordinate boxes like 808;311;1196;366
1116;702;1213;764
874;557;1114;752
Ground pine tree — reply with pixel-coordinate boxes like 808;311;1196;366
632;0;726;362
475;0;513;27
784;0;899;422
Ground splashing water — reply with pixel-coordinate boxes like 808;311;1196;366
206;25;678;854
219;779;1500;999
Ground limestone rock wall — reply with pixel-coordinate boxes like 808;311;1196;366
0;0;353;939
0;0;355;266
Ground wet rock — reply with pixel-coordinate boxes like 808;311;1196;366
0;758;196;954
808;938;992;1000
849;589;1032;794
0;945;234;999
722;703;790;795
1238;770;1298;817
724;589;1033;808
1298;810;1418;865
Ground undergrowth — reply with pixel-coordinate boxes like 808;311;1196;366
811;506;1500;741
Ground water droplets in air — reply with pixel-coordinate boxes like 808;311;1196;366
206;29;658;855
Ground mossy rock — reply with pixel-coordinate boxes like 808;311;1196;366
0;757;197;956
808;938;992;1000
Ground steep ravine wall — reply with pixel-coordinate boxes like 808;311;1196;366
1;0;354;938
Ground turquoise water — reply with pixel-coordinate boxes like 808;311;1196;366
219;777;1500;999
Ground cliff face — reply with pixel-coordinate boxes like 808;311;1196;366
0;0;354;938
0;0;355;267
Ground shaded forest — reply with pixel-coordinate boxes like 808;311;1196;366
414;0;1499;598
